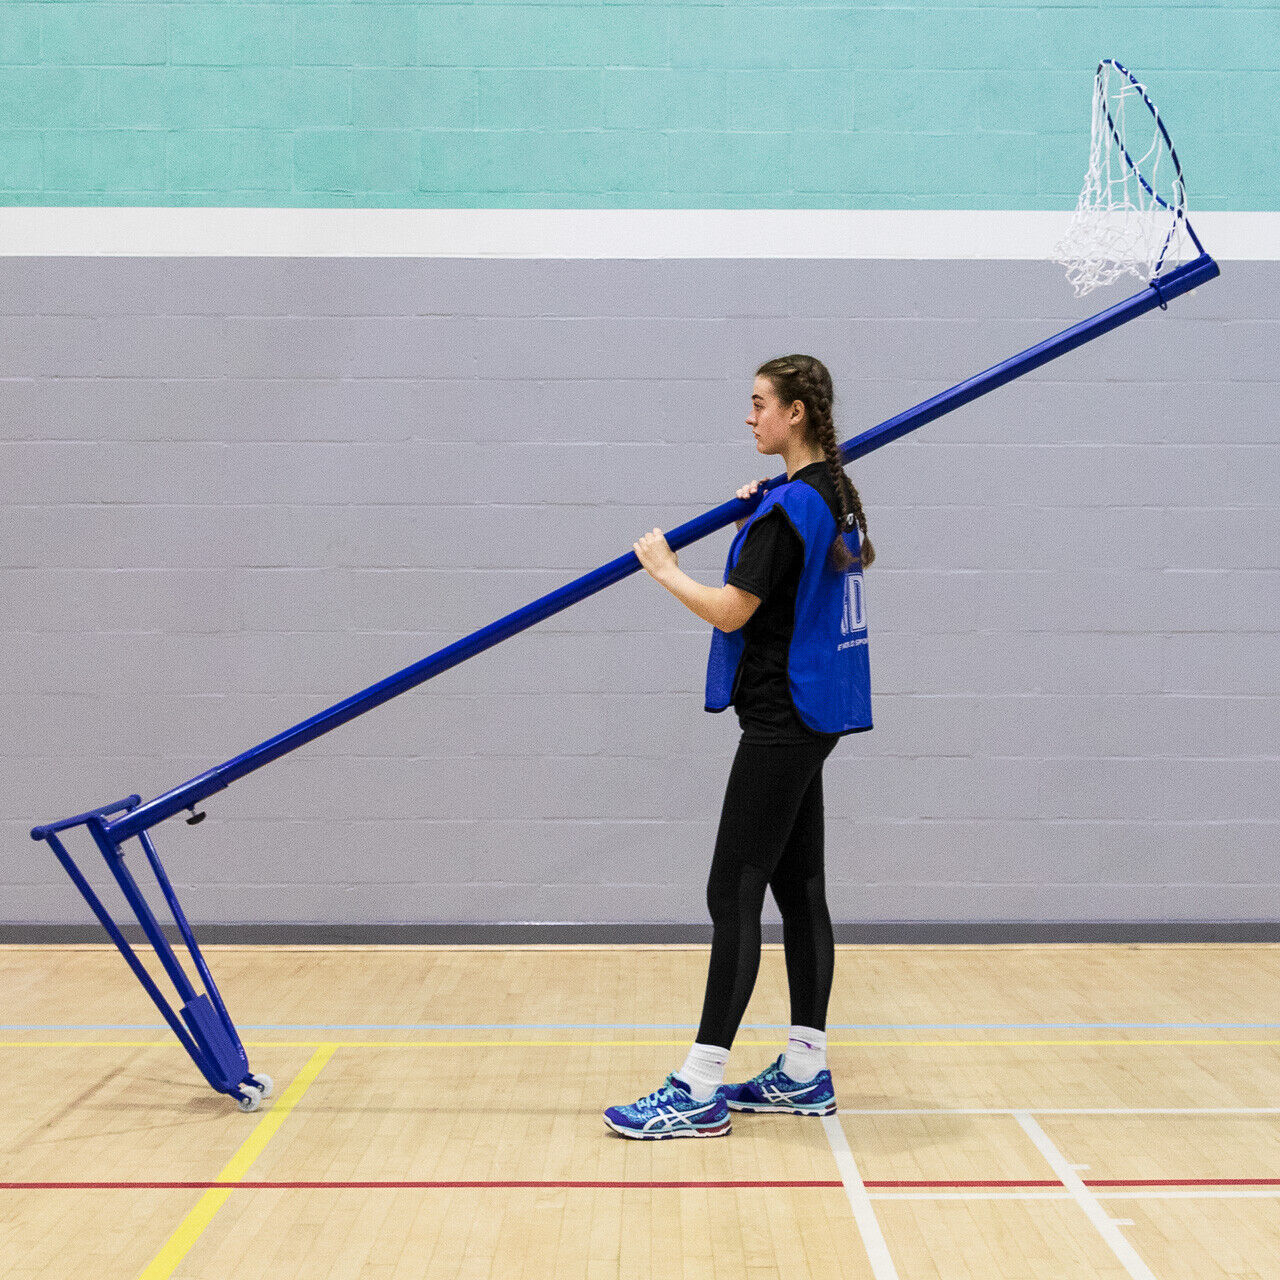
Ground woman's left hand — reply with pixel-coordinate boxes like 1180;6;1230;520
633;528;678;581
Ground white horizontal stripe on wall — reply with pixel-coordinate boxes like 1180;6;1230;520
0;210;1275;259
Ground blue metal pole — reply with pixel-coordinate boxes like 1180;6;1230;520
104;253;1218;844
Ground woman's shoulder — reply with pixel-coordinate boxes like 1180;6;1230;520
780;471;839;527
742;501;797;547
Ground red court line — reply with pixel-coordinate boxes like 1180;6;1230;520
1086;1178;1280;1188
2;1177;1278;1191
2;1179;843;1190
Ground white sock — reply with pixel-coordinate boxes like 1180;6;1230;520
677;1042;730;1102
782;1025;827;1082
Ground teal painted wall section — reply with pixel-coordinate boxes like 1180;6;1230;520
0;1;1274;210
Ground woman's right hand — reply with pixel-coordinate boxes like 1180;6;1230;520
734;478;770;528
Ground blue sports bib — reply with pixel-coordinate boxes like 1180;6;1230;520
704;479;872;735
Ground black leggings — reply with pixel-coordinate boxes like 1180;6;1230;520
695;734;838;1050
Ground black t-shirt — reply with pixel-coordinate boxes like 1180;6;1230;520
725;461;851;746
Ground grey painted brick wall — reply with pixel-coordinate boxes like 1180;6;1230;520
2;257;1276;928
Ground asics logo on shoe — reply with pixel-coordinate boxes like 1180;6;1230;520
756;1079;824;1104
639;1098;722;1134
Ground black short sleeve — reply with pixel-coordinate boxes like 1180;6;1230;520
726;508;801;603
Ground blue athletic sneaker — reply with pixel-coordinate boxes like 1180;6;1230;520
603;1073;732;1140
719;1054;836;1115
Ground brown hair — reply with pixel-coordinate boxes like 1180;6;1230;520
755;354;875;571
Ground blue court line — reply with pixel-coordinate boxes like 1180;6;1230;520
5;1022;1280;1032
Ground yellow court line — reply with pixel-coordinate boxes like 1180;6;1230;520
240;1037;1280;1049
135;1044;335;1280
5;1038;1280;1050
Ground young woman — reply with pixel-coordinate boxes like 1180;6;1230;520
604;354;875;1140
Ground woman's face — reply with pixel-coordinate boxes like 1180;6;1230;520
746;375;802;456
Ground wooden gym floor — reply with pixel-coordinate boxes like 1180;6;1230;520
1;943;1278;1279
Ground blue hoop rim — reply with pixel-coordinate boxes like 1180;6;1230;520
1096;58;1205;264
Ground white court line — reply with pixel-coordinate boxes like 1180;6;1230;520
822;1115;901;1280
1095;1189;1280;1200
870;1187;1070;1198
1015;1111;1160;1280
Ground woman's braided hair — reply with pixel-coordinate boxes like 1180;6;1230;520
755;354;875;572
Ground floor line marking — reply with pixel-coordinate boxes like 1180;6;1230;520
135;1044;335;1280
5;1037;1279;1050
1015;1111;1159;1280
4;1181;1277;1204
1093;1189;1280;1200
5;1179;847;1191
872;1189;1280;1202
5;1177;1277;1191
839;1106;1280;1116
7;1021;1280;1032
822;1115;901;1280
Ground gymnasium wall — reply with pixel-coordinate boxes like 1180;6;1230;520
0;2;1275;209
2;2;1277;937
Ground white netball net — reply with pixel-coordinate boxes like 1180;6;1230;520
1054;61;1189;297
